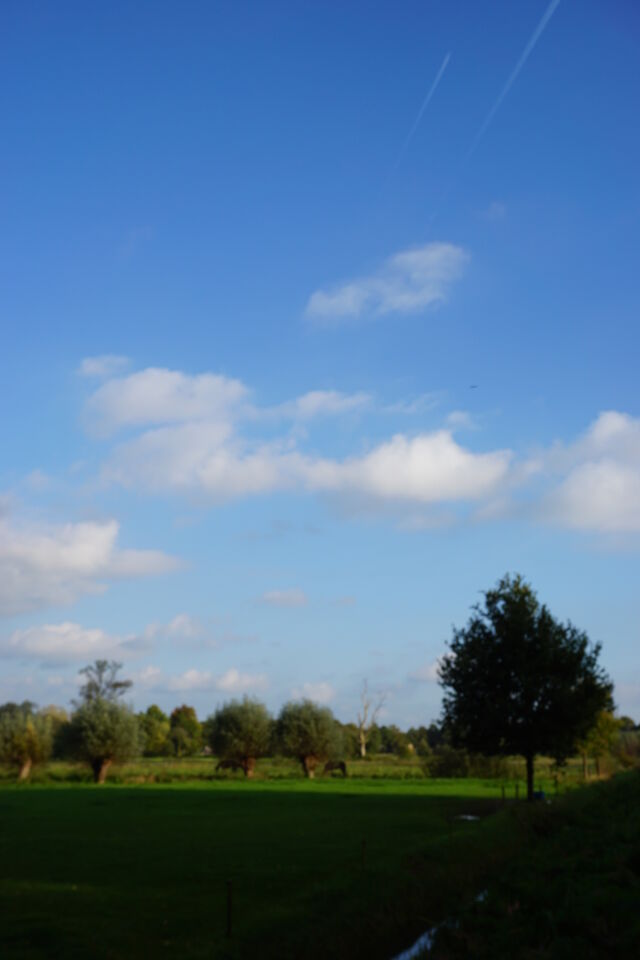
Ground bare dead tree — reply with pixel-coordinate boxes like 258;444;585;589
357;680;386;758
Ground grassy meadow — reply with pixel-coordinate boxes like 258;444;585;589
0;761;634;959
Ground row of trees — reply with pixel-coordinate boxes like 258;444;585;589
0;575;627;799
0;662;348;783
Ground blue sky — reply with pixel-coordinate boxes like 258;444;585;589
1;0;639;725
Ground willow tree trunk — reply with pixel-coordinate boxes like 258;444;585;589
18;758;32;781
92;758;112;784
302;755;318;779
243;757;256;778
525;752;535;801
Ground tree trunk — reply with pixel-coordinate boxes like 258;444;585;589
359;730;367;759
302;755;318;779
525;753;535;801
582;752;588;780
243;757;256;778
18;758;32;782
92;758;112;784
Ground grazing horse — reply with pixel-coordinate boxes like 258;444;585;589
323;760;348;778
216;759;244;774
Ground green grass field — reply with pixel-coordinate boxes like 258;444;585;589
1;769;634;959
0;777;520;960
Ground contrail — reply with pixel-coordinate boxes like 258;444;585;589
467;0;561;159
394;52;451;170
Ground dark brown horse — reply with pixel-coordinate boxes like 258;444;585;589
323;760;347;778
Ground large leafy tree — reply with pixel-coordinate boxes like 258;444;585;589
277;700;342;778
68;660;139;783
0;702;53;780
169;705;203;757
439;574;612;800
207;697;273;777
139;704;171;756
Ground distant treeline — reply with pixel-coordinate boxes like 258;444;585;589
1;662;638;784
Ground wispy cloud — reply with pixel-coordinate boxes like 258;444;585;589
78;355;131;379
291;681;335;704
468;0;562;159
305;242;469;323
480;201;507;222
261;589;308;608
167;667;267;693
394;52;451;170
261;390;372;421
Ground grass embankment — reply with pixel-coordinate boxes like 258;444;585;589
430;770;640;959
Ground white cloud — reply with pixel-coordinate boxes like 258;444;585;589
78;355;131;379
304;432;511;503
409;658;443;683
305;242;468;322
445;410;476;431
261;589;308;608
291;681;335;704
542;411;640;534
85;367;248;435
167;668;213;692
266;390;371;421
143;613;205;643
167;667;268;693
1;622;123;664
103;417;511;509
0;514;178;617
216;668;268;693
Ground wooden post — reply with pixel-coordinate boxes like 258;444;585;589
226;879;232;937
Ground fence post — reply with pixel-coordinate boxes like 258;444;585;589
226;879;232;937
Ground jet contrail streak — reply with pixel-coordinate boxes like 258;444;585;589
394;52;451;170
467;0;561;159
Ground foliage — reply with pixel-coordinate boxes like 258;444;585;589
406;725;432;757
277;700;342;777
578;709;622;776
207;697;273;776
0;702;52;779
139;704;171;756
440;573;613;799
169;704;203;757
425;745;470;778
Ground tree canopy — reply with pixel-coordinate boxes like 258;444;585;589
208;697;273;776
139;704;171;756
0;702;53;780
169;705;203;757
277;700;342;777
439;574;612;799
76;660;132;704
